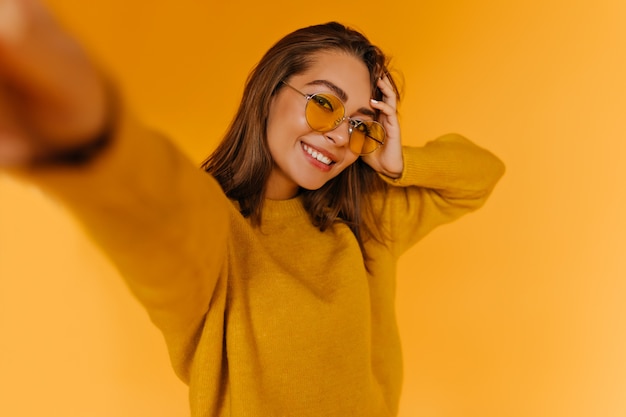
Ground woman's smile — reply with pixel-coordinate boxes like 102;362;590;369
301;141;336;170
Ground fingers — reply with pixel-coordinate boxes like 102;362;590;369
369;80;398;133
377;75;397;109
369;75;397;121
370;97;396;120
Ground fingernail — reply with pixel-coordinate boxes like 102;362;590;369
370;99;379;104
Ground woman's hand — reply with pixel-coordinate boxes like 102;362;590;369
0;0;109;167
361;74;403;178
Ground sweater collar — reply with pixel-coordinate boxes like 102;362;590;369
262;195;308;221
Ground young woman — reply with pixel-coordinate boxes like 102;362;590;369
0;1;505;416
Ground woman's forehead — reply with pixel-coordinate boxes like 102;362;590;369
291;51;372;103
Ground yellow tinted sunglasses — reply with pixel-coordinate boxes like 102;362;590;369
282;82;385;155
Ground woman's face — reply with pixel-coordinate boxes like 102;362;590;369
265;50;374;200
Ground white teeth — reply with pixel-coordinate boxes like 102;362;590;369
303;144;333;165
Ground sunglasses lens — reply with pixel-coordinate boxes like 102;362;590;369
350;121;385;155
305;93;344;131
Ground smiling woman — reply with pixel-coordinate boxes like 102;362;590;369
0;2;504;416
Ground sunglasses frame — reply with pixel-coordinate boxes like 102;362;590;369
281;81;385;155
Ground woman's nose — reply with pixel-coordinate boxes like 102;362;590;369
324;118;351;147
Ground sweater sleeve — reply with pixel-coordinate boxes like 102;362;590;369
379;133;506;257
11;104;231;349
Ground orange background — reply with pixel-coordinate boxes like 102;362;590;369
1;1;625;416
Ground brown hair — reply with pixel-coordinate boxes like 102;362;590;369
202;22;400;260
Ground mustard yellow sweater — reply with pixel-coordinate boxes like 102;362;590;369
25;110;504;416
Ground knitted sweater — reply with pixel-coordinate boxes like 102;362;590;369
24;109;505;416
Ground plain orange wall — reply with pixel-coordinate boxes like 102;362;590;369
1;1;625;416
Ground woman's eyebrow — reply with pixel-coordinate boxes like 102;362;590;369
305;79;376;118
305;79;348;101
357;107;376;119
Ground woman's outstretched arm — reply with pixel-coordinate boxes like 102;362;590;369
0;0;231;348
